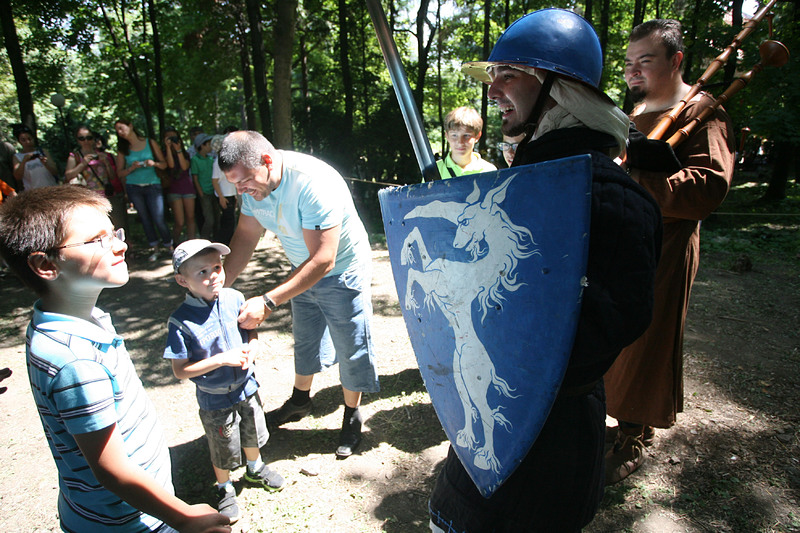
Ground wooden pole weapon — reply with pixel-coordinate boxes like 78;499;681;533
647;0;784;142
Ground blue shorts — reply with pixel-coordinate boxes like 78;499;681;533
291;262;379;393
167;192;196;203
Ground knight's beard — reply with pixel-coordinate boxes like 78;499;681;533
503;122;528;137
630;86;647;103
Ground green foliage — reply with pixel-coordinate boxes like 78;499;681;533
701;178;800;268
0;0;796;179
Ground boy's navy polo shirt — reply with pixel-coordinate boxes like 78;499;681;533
164;288;259;411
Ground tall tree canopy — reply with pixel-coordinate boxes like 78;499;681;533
1;0;796;186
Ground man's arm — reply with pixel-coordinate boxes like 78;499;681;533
633;102;735;220
74;425;230;533
223;214;264;286
237;225;340;330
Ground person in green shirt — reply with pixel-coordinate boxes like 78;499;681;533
191;133;218;239
435;106;497;179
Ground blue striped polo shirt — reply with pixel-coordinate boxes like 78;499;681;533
26;301;173;532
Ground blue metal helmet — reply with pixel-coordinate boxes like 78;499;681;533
462;9;604;88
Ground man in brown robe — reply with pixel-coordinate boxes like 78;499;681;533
604;19;735;483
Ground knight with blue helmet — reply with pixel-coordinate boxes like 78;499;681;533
428;10;663;532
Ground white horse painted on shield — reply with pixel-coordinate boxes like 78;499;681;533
400;176;539;473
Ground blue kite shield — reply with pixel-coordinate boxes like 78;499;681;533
378;155;592;498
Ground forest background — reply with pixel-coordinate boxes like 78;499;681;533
2;2;800;531
0;0;798;200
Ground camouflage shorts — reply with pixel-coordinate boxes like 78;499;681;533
198;392;269;470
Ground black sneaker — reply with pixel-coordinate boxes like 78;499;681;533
215;484;240;524
266;398;313;427
335;408;363;458
244;463;285;491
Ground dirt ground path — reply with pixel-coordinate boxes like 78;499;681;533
0;234;798;532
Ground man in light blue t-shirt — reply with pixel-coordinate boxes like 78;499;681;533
219;131;379;458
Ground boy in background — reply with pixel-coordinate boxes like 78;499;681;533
435;106;497;179
0;186;229;532
210;134;238;246
191;134;218;239
498;133;526;167
164;239;284;524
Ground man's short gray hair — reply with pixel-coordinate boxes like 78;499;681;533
218;131;275;171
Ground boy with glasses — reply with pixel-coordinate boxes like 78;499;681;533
497;133;526;167
0;186;230;532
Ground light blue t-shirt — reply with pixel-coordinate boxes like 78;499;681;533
241;151;370;277
26;302;173;532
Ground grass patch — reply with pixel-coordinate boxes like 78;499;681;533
701;177;800;269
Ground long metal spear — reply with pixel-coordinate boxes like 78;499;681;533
365;0;440;181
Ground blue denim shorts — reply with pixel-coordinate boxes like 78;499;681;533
291;262;379;393
166;192;196;202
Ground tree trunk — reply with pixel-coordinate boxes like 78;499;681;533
238;24;256;130
235;0;256;131
357;1;370;128
724;0;743;88
763;141;791;201
480;0;490;153
299;30;312;153
584;0;593;26
598;0;610;90
633;0;646;28
245;0;272;138
623;0;647;112
437;0;444;155
136;0;155;138
273;0;297;149
682;0;703;84
338;0;354;142
147;0;166;139
101;1;153;136
0;0;37;134
414;0;432;108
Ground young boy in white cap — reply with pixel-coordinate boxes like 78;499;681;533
164;239;284;524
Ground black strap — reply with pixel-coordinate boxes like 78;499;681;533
76;149;110;186
442;153;457;178
527;71;556;131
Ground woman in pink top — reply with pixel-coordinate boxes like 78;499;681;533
162;127;197;244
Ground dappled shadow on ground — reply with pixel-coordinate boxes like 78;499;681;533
263;368;444;461
685;265;800;420
170;435;275;510
0;277;35;349
169;436;218;506
369;402;445;453
375;488;436;533
590;263;800;532
373;294;403;317
592;422;799;532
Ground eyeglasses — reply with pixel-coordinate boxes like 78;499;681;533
50;228;125;252
497;142;519;152
77;135;95;141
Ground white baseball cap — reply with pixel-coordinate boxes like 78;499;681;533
172;239;231;273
